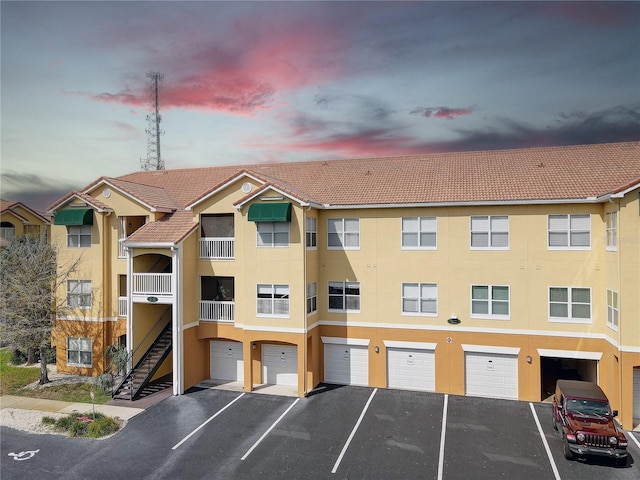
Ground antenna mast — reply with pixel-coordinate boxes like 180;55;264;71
140;72;165;171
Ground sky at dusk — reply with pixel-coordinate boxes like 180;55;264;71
1;1;639;212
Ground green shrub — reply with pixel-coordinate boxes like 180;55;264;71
69;419;89;437
87;416;120;438
46;412;117;438
41;416;56;425
54;415;75;431
10;349;27;365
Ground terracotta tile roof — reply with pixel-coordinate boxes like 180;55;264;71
102;178;179;211
1;199;51;223
124;210;197;245
115;142;639;208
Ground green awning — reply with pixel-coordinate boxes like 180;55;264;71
247;202;292;222
53;208;94;226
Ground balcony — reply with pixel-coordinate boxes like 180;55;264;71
132;273;172;296
200;300;234;322
200;237;234;259
118;296;127;317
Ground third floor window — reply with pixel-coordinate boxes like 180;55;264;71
470;216;509;249
402;217;436;249
548;214;590;249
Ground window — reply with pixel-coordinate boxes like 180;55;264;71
306;217;317;248
607;289;619;329
328;281;360;312
307;282;317;315
67;337;92;366
257;222;289;247
67;225;92;248
67;280;92;309
470;216;509;249
257;284;289;317
471;285;510;318
549;287;591;322
402;283;437;315
548;214;590;249
605;212;617;250
402;217;436;249
328;218;359;249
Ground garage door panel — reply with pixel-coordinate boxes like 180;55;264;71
633;368;640;419
387;348;435;392
465;352;518;400
262;344;298;386
324;344;369;386
210;340;244;382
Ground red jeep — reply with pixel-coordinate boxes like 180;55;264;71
552;379;628;466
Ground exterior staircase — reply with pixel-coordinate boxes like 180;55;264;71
112;322;172;401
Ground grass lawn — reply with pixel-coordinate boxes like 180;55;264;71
0;348;111;404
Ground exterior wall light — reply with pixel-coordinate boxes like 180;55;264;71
374;346;379;353
526;355;532;364
447;314;461;325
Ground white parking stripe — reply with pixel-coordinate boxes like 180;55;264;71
331;388;378;474
172;393;245;450
529;402;561;480
629;431;640;450
241;398;300;460
437;394;448;480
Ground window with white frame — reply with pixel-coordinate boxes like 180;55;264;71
548;214;590;249
0;222;16;240
549;287;591;322
67;225;92;248
470;216;509;249
306;217;317;248
605;212;618;250
67;337;92;366
402;283;437;315
471;285;510;318
328;218;359;249
307;282;317;315
67;280;92;309
257;284;289;316
257;222;289;247
328;281;360;311
401;217;436;249
607;289;619;329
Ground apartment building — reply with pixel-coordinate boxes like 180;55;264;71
47;142;640;429
0;199;50;247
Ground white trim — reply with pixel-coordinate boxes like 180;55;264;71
187;172;266;210
183;321;199;330
242;325;306;334
321;336;370;346
383;340;437;350
234;184;309;209
461;344;520;355
57;316;105;322
537;348;602;360
85;179;170;213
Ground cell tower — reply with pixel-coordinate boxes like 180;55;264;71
140;71;165;171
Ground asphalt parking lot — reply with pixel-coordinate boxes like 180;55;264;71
2;384;639;479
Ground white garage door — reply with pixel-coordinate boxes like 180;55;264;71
633;367;640;420
387;347;435;392
324;344;369;386
262;344;298;386
465;352;518;400
210;340;243;382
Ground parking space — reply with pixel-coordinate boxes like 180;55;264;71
3;385;639;480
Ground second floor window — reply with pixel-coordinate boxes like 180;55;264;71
257;284;289;316
470;216;509;249
471;285;510;318
548;214;590;249
306;217;317;248
67;225;92;248
67;280;92;309
605;212;618;250
402;217;436;249
549;287;591;322
607;289;619;329
307;282;317;315
329;281;360;312
402;283;437;315
328;218;359;249
257;222;289;247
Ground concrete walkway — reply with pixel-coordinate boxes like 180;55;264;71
0;395;144;420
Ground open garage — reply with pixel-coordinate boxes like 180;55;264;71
537;349;600;400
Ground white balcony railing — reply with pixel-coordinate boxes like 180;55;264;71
200;237;234;259
200;300;234;322
118;296;127;317
132;273;172;296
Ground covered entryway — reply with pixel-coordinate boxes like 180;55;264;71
385;341;436;392
537;348;600;400
463;345;519;400
633;367;640;427
322;337;369;386
262;344;298;386
210;340;244;382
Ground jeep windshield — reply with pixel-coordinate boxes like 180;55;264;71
565;399;610;417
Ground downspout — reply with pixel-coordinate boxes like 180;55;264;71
171;245;184;395
125;245;133;369
608;195;624;420
102;211;112;374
